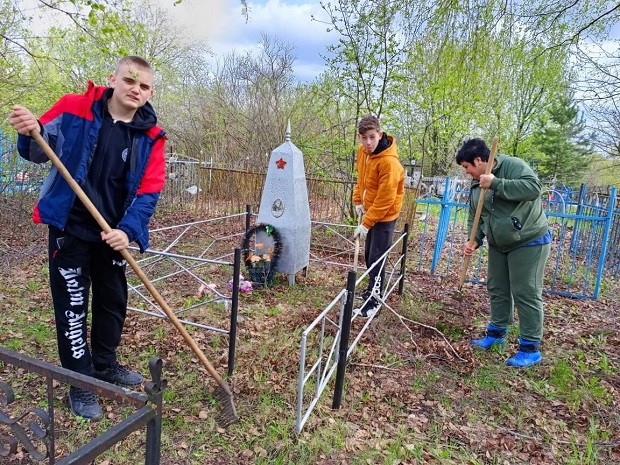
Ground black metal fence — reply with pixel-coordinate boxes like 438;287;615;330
0;347;165;464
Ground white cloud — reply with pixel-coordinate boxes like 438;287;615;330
161;0;229;44
162;0;336;82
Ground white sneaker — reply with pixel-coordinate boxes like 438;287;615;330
354;297;381;318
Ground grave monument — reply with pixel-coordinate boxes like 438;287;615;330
256;121;311;285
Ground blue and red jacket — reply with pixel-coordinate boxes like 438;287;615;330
17;82;167;252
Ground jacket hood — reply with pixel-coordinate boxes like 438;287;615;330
372;134;398;158
101;87;157;131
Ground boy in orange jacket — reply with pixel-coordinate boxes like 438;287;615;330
352;115;405;317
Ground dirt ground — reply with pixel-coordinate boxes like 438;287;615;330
1;199;619;464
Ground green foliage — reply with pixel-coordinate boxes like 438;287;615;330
321;0;420;120
1;0;617;191
531;93;595;186
314;0;578;178
581;153;620;187
0;0;29;115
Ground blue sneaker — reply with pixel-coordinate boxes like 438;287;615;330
472;335;506;350
472;324;506;350
506;339;542;367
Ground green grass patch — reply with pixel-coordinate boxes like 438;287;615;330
1;221;619;465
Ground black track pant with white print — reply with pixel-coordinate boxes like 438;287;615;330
364;219;396;297
48;227;128;375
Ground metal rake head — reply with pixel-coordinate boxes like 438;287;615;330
451;288;465;302
212;384;239;428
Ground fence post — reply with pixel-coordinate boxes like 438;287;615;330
228;248;241;376
399;224;409;296
245;204;252;233
607;193;620;277
594;187;616;298
570;183;587;254
332;270;356;409
431;177;452;273
145;357;165;465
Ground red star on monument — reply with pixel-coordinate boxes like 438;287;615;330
276;157;287;169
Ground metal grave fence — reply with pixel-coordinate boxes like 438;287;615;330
0;347;165;464
125;210;249;376
296;225;408;433
414;178;619;299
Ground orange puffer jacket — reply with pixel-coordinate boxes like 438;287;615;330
352;135;405;229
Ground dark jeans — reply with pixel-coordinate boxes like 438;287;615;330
48;227;128;375
364;219;396;297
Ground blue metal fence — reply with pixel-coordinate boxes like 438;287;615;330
415;177;619;299
0;129;46;195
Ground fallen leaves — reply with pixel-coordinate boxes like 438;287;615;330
2;205;620;464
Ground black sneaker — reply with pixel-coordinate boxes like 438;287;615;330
354;296;381;318
356;289;371;301
68;387;103;421
94;362;144;388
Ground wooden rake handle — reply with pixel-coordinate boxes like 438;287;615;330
30;130;230;391
457;136;499;290
353;213;362;272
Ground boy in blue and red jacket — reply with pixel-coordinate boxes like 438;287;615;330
8;56;166;420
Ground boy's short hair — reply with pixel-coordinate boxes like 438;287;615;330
455;138;490;165
358;115;381;134
115;56;153;74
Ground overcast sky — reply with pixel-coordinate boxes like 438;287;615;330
160;0;336;82
161;0;620;83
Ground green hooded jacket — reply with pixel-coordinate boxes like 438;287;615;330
468;154;549;253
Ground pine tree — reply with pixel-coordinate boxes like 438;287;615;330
532;94;594;186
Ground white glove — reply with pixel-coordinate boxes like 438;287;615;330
355;204;365;217
354;224;369;240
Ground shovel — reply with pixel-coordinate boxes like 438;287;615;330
30;130;239;428
452;136;499;302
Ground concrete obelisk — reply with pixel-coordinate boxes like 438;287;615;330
256;121;311;285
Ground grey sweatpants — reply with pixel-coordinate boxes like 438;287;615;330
486;242;550;341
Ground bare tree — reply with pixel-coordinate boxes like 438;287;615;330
171;34;299;169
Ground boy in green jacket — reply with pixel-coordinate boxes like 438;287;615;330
456;138;551;367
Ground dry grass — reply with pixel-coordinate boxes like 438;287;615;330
1;201;619;464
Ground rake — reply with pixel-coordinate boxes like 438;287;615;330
30;130;239;428
452;135;499;302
